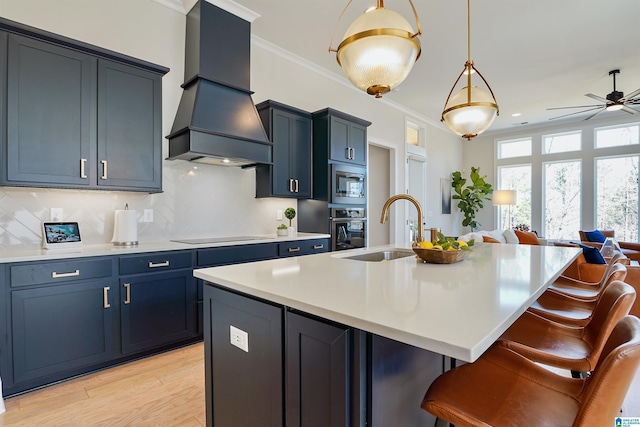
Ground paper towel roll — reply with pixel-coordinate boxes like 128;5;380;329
112;209;138;246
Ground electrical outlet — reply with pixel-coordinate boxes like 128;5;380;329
277;209;283;220
50;208;63;222
230;325;249;352
143;209;154;223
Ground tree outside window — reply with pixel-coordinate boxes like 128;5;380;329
543;161;581;240
596;155;639;242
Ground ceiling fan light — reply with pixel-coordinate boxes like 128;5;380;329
606;103;624;111
442;85;498;139
336;5;421;98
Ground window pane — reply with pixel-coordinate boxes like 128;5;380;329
543;161;581;240
596;156;639;242
498;165;532;230
542;131;581;154
497;138;532;159
595;124;639;148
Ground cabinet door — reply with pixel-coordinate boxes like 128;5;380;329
272;108;295;196
286;312;351;427
348;122;367;165
5;34;96;186
329;116;350;162
97;59;162;191
11;279;116;384
204;285;283;427
290;114;312;197
120;269;196;354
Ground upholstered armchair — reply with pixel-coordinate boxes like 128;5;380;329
579;229;640;262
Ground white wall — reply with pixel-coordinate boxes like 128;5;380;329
0;0;461;249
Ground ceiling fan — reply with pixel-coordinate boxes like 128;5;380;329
547;69;640;121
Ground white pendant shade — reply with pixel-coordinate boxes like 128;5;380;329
442;85;498;139
336;6;421;98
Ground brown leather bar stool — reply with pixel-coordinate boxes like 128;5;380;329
528;264;628;326
498;281;635;373
421;316;640;427
547;262;627;301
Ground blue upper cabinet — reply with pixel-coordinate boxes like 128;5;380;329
0;20;168;193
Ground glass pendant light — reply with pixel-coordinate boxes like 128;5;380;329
330;0;422;98
442;0;498;140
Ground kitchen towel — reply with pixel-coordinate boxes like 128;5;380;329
111;209;138;245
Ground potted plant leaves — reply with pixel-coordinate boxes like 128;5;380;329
284;207;296;236
451;167;493;231
277;223;288;236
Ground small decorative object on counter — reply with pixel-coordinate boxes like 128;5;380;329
513;223;530;232
285;207;296;236
277;224;288;237
412;231;473;264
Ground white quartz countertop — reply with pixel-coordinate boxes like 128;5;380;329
194;243;581;362
0;233;330;263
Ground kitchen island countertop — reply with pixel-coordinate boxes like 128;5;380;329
195;243;580;362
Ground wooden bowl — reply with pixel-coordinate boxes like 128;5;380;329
412;246;469;264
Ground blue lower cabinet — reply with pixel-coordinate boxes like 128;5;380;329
120;269;197;354
11;279;117;386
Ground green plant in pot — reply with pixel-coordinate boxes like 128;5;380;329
277;223;288;236
451;167;493;231
284;207;296;227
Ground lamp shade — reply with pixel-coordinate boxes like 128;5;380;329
492;189;517;206
336;7;421;98
442;85;498;139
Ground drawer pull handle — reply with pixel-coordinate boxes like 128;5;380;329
80;158;87;179
289;178;295;193
288;247;301;253
103;287;111;309
295;179;299;193
52;269;80;278
123;283;131;304
313;244;324;249
101;160;108;180
148;261;170;268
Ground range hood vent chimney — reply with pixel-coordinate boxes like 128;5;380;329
166;0;271;167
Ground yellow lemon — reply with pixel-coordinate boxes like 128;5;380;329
419;241;434;249
447;246;456;251
457;240;468;247
433;245;443;250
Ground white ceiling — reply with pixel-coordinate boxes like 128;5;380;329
182;0;640;135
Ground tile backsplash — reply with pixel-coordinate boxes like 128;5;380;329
0;161;297;249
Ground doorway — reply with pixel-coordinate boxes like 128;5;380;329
369;145;391;246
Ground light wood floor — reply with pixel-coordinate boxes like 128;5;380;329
1;341;639;426
0;343;205;427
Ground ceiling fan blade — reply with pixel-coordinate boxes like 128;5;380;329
621;87;640;102
547;104;603;110
585;93;609;103
549;106;603;120
622;105;638;115
583;108;606;121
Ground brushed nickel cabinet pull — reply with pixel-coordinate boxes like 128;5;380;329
103;287;111;308
80;158;87;178
100;160;108;179
350;147;356;160
295;179;299;193
51;269;79;278
148;261;170;268
345;147;351;159
313;244;324;249
123;283;131;304
289;178;294;192
288;247;301;253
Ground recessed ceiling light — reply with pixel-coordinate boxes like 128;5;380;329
511;113;521;117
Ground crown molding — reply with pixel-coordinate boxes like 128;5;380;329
204;0;260;22
150;0;185;14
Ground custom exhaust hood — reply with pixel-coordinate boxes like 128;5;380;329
166;0;272;167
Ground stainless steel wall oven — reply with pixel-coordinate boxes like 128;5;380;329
331;208;366;251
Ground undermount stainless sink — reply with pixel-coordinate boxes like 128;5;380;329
344;250;415;262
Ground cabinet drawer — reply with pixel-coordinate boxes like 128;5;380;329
278;239;329;257
197;243;278;267
10;258;113;287
119;251;193;275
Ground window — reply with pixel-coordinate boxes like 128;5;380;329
497;138;532;159
542;131;581;154
498;165;532;230
543;161;581;240
595;123;639;148
596;155;639;242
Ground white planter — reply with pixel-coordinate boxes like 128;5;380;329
277;229;288;236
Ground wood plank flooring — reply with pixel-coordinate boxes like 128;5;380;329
0;343;205;427
1;341;639;426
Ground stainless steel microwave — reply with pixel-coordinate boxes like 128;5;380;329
331;164;366;204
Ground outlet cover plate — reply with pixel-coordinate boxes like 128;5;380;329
230;325;248;352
